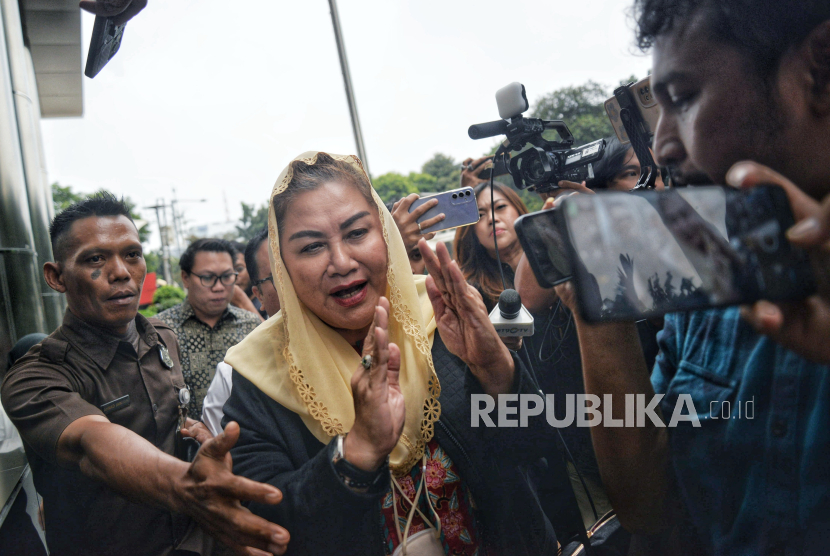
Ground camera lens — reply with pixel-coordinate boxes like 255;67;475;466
452;193;458;199
526;156;546;182
465;191;471;196
761;234;778;253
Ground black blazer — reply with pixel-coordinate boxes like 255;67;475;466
223;333;558;556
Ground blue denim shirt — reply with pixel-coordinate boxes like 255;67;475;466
653;307;830;556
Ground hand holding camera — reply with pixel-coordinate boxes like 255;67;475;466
549;180;594;208
460;156;492;188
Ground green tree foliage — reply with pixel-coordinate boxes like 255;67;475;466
371;171;442;204
144;251;160;274
153;284;186;309
530;80;614;146
51;183;151;243
372;172;417;203
139;284;186;318
421;154;461;192
517;189;543;212
236;201;269;241
408;172;438;193
52;182;86;212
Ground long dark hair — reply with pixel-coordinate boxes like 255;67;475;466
454;182;528;307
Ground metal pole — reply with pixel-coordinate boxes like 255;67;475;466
171;188;182;254
327;0;370;175
161;202;173;283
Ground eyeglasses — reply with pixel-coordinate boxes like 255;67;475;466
190;271;238;288
252;275;274;288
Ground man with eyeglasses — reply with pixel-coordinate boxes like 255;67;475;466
157;238;261;418
202;230;281;435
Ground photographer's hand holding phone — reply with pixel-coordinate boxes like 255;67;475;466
80;0;147;25
460;156;492;188
727;161;830;364
390;194;443;249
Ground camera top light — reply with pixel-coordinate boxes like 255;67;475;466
496;83;529;120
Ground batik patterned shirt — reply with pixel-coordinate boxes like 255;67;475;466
157;299;260;417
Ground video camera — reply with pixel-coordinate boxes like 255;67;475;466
468;83;606;193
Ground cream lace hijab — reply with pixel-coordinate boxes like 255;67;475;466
225;152;441;474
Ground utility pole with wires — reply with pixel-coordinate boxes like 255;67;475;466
170;188;206;255
145;200;173;284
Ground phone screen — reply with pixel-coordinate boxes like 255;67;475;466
514;210;571;288
561;186;815;321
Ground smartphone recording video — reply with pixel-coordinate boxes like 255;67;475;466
560;186;815;322
514;209;572;288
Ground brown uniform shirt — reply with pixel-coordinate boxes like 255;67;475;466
0;310;191;556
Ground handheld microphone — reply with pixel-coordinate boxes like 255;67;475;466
489;289;534;337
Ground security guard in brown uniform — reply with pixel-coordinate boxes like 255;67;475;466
1;193;289;556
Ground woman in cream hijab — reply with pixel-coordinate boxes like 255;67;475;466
223;152;558;555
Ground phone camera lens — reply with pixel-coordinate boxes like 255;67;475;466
762;234;778;253
452;193;458;199
465;191;471;196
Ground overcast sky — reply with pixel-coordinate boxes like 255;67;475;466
41;0;653;249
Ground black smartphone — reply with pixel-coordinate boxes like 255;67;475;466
84;16;126;78
560;185;815;322
514;209;572;288
409;186;480;235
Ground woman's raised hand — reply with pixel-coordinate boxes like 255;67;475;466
391;194;444;250
345;297;405;471
419;238;515;396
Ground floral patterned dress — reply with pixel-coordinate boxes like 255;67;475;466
381;439;481;555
